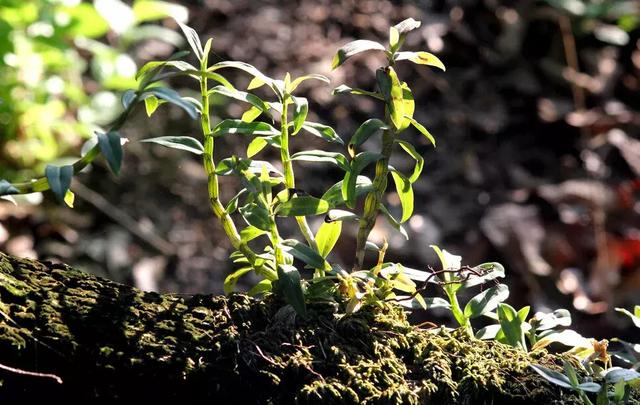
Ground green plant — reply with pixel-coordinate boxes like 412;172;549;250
0;0;187;180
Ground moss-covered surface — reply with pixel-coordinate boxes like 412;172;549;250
0;252;630;403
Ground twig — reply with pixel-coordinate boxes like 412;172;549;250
0;362;62;384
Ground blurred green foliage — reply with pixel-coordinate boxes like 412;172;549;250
0;0;187;180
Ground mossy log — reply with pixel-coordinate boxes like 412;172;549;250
0;252;594;403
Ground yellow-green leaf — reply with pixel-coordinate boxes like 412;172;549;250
395;51;446;71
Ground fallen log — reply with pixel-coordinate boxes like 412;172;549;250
0;252;591;403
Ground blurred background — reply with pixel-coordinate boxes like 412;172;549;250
0;0;638;340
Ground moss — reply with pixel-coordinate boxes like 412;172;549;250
0;252;637;403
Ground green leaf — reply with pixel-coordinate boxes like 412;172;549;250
212;119;279;137
239;225;267;242
242;105;263;123
132;1;188;24
463;284;510;319
98;132;124;175
395;51;446;71
226;190;246;214
144;95;159;116
45;165;74;203
146;87;198;119
247;137;268;158
176;21;204;61
348;119;387;157
399;82;414;131
342;152;382;208
64;190;75;208
615;307;640;328
224;267;252;294
530;364;574;389
209;86;271;118
209;61;281;99
315;221;342;258
276;264;307;317
281;240;325;269
577;382;602;393
325;209;359;222
475;324;502;340
378;203;409;239
291;96;308;135
376;67;404;130
277;196;330;217
289;74;330;93
141;136;204;155
239;203;271;231
389;168;413;223
247;279;272;296
406;116;436;146
0;180;18;196
604;368;640;384
395;140;424;183
498;303;526;350
393;18;422;35
291;150;349;171
332;85;383;100
563;360;580;387
332;39;386;69
300;122;344;144
322;176;372;208
389;26;400;51
458;262;505;290
121;90;137;109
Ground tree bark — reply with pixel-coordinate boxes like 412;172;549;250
0;252;586;403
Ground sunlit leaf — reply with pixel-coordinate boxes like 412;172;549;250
342;152;382;208
395;140;423;183
315;221;342;258
224;267;252;294
212;119;279;137
378;203;409;239
64;190;75;208
141;136;204;155
144;95;159;116
291;150;349;171
332;85;383;100
176;20;204;61
248;279;272;296
376;67;404;130
45;165;74;203
389;168;413;222
464;284;509;319
348;119;387;157
209;86;271;118
291;96;308;135
239;225;267;242
146;87;198;119
289;74;330;92
325;209;359;222
395;51;446;71
616;307;640;328
276;196;330;217
300;122;343;144
393;18;421;35
498;303;526;350
406;116;436;146
332;39;386;69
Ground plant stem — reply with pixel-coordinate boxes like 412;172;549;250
354;128;394;269
280;96;318;251
446;289;473;337
199;70;276;281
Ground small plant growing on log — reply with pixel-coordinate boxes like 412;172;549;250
1;17;639;402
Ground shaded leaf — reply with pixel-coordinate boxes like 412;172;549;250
464;284;509;319
291;150;349;171
322;176;372;208
209;86;271;118
291;96;308;135
376;67;404;130
300;122;343;144
289;74;330;93
498;303;526;350
176;21;204;61
224;267;252;294
121;89;136;109
342;152;382;208
530;364;574;389
406;116;436;146
348;119;387;157
248;279;272;296
395;140;424;183
239;203;271;231
45;165;74;203
332;84;383;100
378;203;409;239
281;239;325;269
97;132;123;175
277;265;307;317
146;87;197;119
212;119;279;137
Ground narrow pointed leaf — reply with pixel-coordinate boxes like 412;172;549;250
45;165;74;203
530;365;574;389
393;18;421;35
332;85;383;100
98;132;123;174
176;21;204;61
322;176;372;208
395;51;446;71
242;105;263;122
146;87;197;119
248;279;272;296
348;119;386;156
376;67;404;130
141;136;204;155
224;267;252;294
281;240;325;269
213;119;279;137
378;203;409;239
291;150;349;171
276;196;329;217
64;190;75;208
277;264;307;317
239;225;267;242
325;209;359;222
395;140;424;183
291;96;308;135
144;95;159;116
289;74;330;92
342;152;382;208
389;168;413;223
239;203;271;231
315;221;342;258
121;89;136;109
332;39;386;69
209;86;271;117
406;116;436;146
464;284;509;319
247;137;268;158
399;82;414;131
498;303;526;350
300;122;343;144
